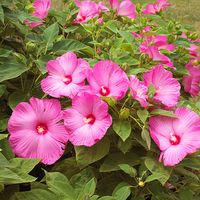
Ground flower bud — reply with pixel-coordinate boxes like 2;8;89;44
25;4;34;13
193;59;199;66
119;107;130;119
189;33;199;41
101;96;117;107
138;181;145;187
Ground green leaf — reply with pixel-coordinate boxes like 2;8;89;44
141;127;151;150
8;90;28;110
0;183;4;192
127;68;147;75
175;167;199;181
112;183;131;200
52;157;80;178
118;164;137;177
0;118;8;132
174;38;190;47
144;157;171;185
52;39;89;55
181;157;200;170
70;167;95;192
9;158;40;174
117;137;133;154
75;137;110;168
0;61;29;83
115;56;139;66
45;171;76;200
0;134;7;141
145;173;167;183
0;84;6;97
179;189;193;200
119;31;135;43
35;55;53;74
0;138;14;160
113;120;131;142
137;109;149;124
98;197;115;200
105;20;118;33
150;109;177;118
76;178;96;200
0;48;12;58
43;23;59;46
13;189;57;200
0;157;39;184
100;152;140;172
0;6;4;23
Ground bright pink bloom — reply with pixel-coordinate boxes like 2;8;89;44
87;60;129;100
149;107;200;166
63;92;112;147
188;44;199;57
8;98;68;165
144;65;180;107
109;0;137;19
130;75;148;107
25;0;51;28
140;35;175;69
41;52;89;99
143;0;171;15
183;62;200;97
74;0;108;23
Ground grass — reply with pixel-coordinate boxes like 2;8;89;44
135;0;200;33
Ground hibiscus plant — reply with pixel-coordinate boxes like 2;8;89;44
0;0;200;199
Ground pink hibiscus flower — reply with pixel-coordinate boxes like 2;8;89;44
143;0;171;15
8;97;68;165
140;35;175;69
41;52;89;99
183;62;200;97
130;75;148;107
74;0;108;23
87;60;129;100
149;107;200;166
25;0;51;28
144;65;181;107
109;0;137;19
63;92;112;147
188;44;199;57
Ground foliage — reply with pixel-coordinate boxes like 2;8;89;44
0;0;200;199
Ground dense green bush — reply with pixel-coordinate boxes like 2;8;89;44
0;0;200;199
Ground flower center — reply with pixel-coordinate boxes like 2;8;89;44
169;134;180;145
99;86;110;96
36;123;48;135
63;75;72;84
83;114;96;125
